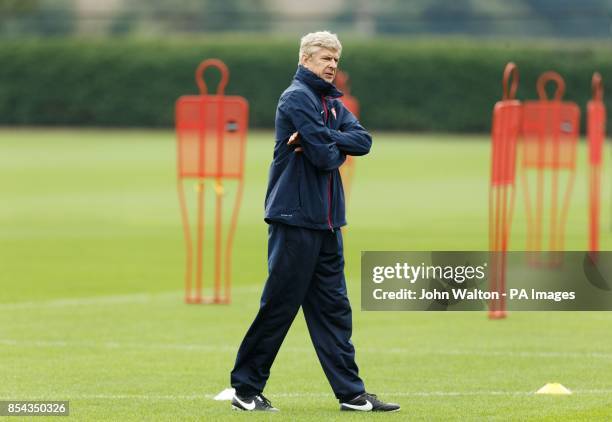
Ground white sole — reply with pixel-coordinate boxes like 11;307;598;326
231;404;279;412
341;406;401;412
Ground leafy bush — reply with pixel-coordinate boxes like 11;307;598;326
0;37;609;131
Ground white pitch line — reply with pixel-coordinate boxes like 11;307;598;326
1;338;612;360
392;349;612;360
0;293;170;310
0;286;262;311
0;339;238;352
2;389;611;402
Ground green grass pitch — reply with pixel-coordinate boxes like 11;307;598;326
1;129;611;420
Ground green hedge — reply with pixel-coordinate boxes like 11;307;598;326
0;37;610;132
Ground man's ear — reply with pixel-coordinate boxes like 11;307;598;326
300;54;309;65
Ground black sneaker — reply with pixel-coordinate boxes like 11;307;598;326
231;393;279;412
340;392;400;412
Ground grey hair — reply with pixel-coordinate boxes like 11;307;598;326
298;31;342;64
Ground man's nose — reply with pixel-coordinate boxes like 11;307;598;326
330;61;338;69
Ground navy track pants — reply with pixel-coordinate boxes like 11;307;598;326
230;223;365;402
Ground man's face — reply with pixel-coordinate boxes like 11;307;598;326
302;48;340;83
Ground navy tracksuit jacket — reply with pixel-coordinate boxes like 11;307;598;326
230;65;372;402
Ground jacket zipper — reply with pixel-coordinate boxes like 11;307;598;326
322;96;334;232
327;174;333;232
321;95;329;122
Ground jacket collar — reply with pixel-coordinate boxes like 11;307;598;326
294;65;343;98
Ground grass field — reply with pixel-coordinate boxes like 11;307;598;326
1;129;612;421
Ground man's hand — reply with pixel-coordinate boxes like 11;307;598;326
287;131;303;152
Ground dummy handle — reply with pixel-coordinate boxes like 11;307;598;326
196;59;229;95
537;71;565;101
502;62;519;101
592;72;603;102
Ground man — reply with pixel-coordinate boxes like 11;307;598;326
230;31;400;413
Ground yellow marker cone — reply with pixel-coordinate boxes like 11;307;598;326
194;181;204;192
214;181;224;196
535;383;572;395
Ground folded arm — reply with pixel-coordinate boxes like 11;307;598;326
282;92;346;171
329;105;372;156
